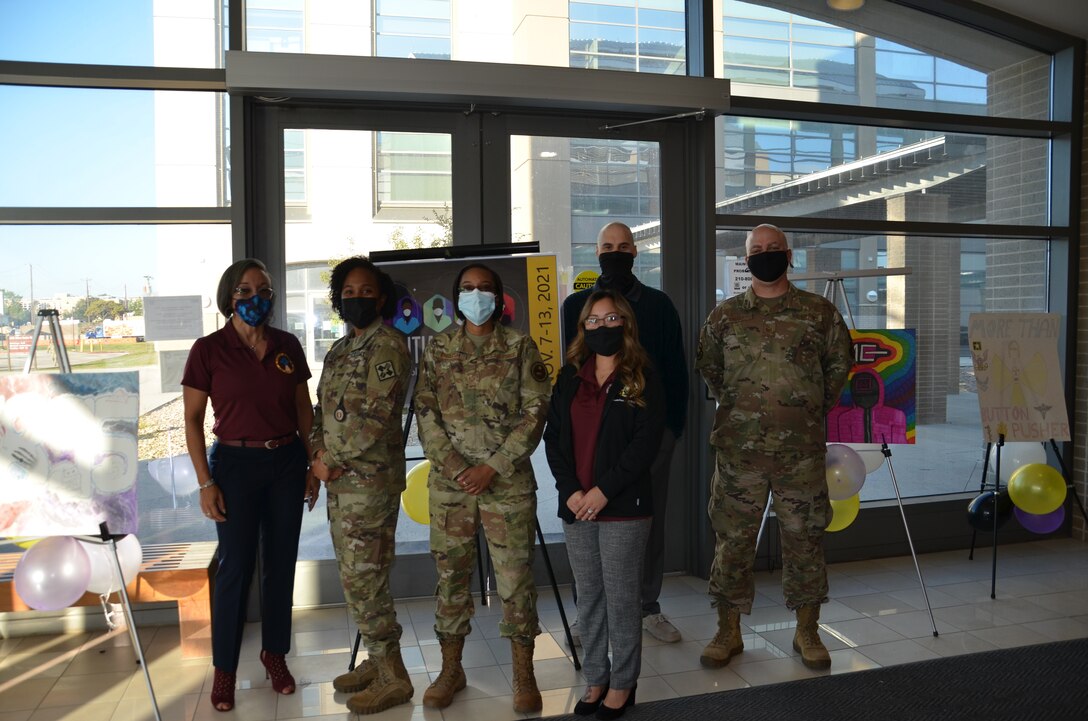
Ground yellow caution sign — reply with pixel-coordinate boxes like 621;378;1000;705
573;270;599;291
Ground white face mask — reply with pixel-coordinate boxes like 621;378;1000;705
403;308;412;317
458;289;496;326
434;307;444;318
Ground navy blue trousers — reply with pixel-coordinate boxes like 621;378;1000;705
208;438;307;671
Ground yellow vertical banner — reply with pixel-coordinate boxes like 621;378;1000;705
525;255;561;381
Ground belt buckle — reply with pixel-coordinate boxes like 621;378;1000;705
264;439;278;449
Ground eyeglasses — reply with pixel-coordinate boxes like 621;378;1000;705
584;313;624;329
233;287;275;300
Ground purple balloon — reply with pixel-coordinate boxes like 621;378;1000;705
13;537;91;611
1013;505;1065;535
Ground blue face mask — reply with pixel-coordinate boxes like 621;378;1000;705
235;295;273;326
458;289;496;326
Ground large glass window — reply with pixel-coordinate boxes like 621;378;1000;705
718;0;1052;120
569;0;686;74
0;0;223;68
0;87;227;208
0;225;231;545
717;117;1050;226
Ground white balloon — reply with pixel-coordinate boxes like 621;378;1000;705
79;535;143;595
170;455;199;495
844;443;885;474
989;442;1047;485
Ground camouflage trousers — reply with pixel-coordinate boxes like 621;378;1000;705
429;484;540;641
328;487;403;658
707;448;832;613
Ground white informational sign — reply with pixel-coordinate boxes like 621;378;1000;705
726;258;752;298
159;350;190;393
143;296;203;341
968;313;1070;443
0;372;140;535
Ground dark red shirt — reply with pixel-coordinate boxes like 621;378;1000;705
181;322;311;441
571;356;615;495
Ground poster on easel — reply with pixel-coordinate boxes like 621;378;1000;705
827;329;916;444
0;372;140;536
968;313;1070;443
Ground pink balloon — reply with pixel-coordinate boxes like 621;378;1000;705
14;537;91;611
825;444;866;501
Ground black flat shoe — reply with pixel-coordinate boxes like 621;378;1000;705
574;685;608;716
595;684;636;720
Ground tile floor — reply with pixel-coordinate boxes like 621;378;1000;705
1;539;1086;721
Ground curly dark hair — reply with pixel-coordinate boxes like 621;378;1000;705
451;263;505;323
327;256;397;321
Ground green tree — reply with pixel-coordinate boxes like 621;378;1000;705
389;206;453;250
128;297;143;316
1;289;30;325
70;298;125;323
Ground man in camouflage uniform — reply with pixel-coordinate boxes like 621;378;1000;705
310;311;412;714
695;224;852;671
414;263;552;713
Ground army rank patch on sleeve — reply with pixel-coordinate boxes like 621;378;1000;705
530;361;549;383
375;360;397;381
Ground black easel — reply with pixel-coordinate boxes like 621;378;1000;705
346;380;580;672
968;436;1088;599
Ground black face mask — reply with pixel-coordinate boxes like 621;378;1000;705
746;250;789;283
584;325;624;357
341;297;380;330
597;251;636;291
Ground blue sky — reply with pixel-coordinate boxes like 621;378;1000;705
0;1;159;301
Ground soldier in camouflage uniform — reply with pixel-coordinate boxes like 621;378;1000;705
309;257;413;715
414;263;551;713
695;225;852;671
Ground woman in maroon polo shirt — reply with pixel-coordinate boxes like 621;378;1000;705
182;258;317;712
543;289;664;720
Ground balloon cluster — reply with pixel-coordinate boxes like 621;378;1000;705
11;535;143;611
824;444;878;533
967;442;1067;534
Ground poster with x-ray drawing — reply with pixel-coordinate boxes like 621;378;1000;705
0;372;140;536
968;313;1070;443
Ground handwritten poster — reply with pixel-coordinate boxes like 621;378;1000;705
968;313;1070;442
0;372;140;536
827;329;916;444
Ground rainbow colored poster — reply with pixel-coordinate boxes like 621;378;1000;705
826;329;916;445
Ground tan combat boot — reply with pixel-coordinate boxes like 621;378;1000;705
422;637;466;709
510;638;542;713
793;605;831;670
333;646;410;693
333;658;375;694
345;653;413;715
700;605;744;668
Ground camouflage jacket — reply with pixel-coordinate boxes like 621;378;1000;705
310;322;410;495
695;283;852;453
415;324;551;492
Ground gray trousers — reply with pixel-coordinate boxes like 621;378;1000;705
565;517;651;690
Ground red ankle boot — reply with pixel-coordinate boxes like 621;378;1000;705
211;668;236;712
260;650;296;694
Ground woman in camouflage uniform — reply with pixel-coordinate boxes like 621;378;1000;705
414;263;551;713
310;257;412;715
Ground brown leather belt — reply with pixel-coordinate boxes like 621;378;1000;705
218;434;297;450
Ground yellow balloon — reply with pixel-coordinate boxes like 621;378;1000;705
401;460;431;525
826;494;860;532
1008;463;1067;515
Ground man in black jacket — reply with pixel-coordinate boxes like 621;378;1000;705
561;221;689;643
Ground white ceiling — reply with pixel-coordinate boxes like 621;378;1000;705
974;0;1088;41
